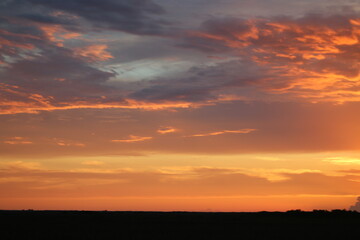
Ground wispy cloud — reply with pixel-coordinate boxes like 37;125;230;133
81;161;105;166
0;165;359;198
54;139;86;147
188;129;257;137
2;137;33;145
324;157;360;165
157;126;178;134
111;135;153;143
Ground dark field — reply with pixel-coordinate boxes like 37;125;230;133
1;210;359;239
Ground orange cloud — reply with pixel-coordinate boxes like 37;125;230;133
0;29;40;40
157;127;178;134
0;85;240;115
0;82;194;114
3;140;33;145
74;44;113;62
39;25;81;46
54;139;85;147
81;161;104;166
0;37;35;50
188;129;257;137
0;100;194;115
324;157;360;165
2;137;33;145
111;135;153;143
5;100;360;157
188;15;360;103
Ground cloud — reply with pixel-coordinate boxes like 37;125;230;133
349;196;360;212
1;2;360;159
0;44;118;115
0;160;42;170
2;2;360;117
81;161;104;166
128;60;266;103
339;169;360;174
3;141;33;145
179;13;360;103
0;20;42;63
0;0;180;115
0;29;36;50
4;101;360;157
1;1;360;117
53;139;85;147
324;157;360;165
188;128;257;137
3;141;30;145
0;166;359;199
73;44;113;62
157;126;178;134
2;137;33;145
0;97;203;115
38;25;81;46
0;1;188;115
9;0;171;35
111;135;153;143
1;49;114;98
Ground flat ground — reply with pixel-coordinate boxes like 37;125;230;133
1;210;359;239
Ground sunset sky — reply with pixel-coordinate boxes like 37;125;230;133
1;0;360;211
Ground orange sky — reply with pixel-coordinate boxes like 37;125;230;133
0;0;360;211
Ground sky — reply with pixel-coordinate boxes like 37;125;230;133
0;0;360;211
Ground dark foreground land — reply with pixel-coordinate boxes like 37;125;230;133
1;210;359;239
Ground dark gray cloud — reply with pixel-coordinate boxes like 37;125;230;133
2;0;171;35
181;13;359;53
1;47;115;101
0;0;121;107
173;12;360;103
129;60;268;102
0;18;43;62
1;0;359;113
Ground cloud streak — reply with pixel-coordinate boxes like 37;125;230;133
188;129;257;137
111;135;153;143
2;137;33;145
157;127;178;134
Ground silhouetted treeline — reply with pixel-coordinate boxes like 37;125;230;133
1;210;359;239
